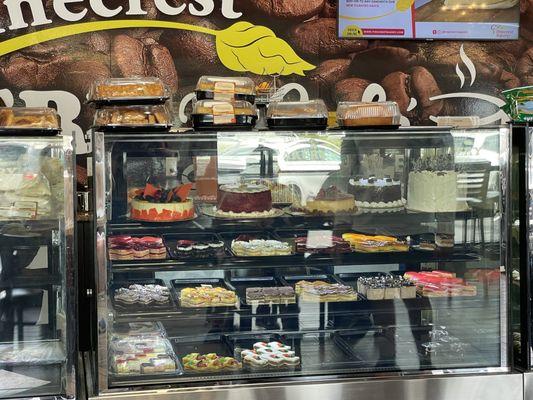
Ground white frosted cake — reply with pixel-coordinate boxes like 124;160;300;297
407;155;460;213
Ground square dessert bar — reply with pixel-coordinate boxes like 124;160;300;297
295;280;357;302
246;287;296;305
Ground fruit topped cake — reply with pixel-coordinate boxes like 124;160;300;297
130;183;194;222
303;186;356;214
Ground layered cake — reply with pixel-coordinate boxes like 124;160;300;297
407;155;461;213
404;271;477;297
295;280;357;302
173;239;225;259
183;353;241;372
114;284;170;306
216;184;276;217
357;275;416;300
304;186;356;214
241;342;300;370
108;236;167;260
342;233;409;253
349;177;405;208
231;235;292;257
246;287;296;304
294;235;352;254
130;183;194;222
180;285;237;307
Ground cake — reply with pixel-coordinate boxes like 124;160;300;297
94;105;170;127
216;183;275;217
182;353;241;372
349;177;405;208
0;107;59;129
241;342;300;370
231;235;292;256
245;287;296;304
173;240;225;259
304;186;356;214
336;101;401;128
93;78;167;100
294;235;352;254
407;154;460;213
295;280;357;302
342;233;409;253
130;183;194;222
404;271;477;297
357;275;416;300
114;284;170;306
180;285;237;307
108;235;167;260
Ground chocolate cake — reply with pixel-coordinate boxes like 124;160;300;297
217;184;272;215
349;177;405;208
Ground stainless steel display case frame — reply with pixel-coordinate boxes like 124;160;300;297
90;127;518;400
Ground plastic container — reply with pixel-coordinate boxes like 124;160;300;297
337;101;401;129
192;100;257;131
267;100;328;130
195;76;256;104
0;107;60;135
93;104;172;131
88;77;169;105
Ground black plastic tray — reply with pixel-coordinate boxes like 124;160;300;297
220;230;294;258
228;276;297;308
192;115;257;131
195;90;256;104
111;279;176;314
170;278;239;312
266;118;328;131
0;127;61;136
89;96;170;107
163;232;229;261
93;124;172;132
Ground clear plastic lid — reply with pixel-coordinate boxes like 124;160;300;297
0;107;60;130
195;76;256;97
89;77;169;102
337;101;401;127
267;100;328;119
93;104;172;127
193;100;256;116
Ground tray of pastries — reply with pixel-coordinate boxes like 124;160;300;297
228;276;296;306
112;279;176;313
163;233;227;260
220;231;293;257
276;229;353;255
282;275;358;303
108;235;167;261
195;76;256;104
172;278;238;309
192;100;257;131
234;338;300;371
404;271;477;297
337;101;401;129
88;77;169;105
342;232;409;253
267;100;328;130
93;104;172;131
0;107;60;135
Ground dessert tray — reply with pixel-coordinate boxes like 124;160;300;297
200;204;285;220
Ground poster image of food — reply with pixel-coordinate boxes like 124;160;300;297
339;0;520;38
338;0;415;38
0;0;528;159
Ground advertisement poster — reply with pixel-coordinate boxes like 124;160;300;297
339;0;520;39
0;0;527;158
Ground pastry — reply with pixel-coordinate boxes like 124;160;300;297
407;154;466;213
195;76;256;102
357;275;416;300
245;287;296;304
241;342;300;370
404;271;477;297
94;105;170;127
295;280;357;302
231;235;292;257
303;186;356;214
342;233;409;252
180;286;237;307
93;78;167;100
0;107;59;130
174;239;225;258
114;284;170;306
215;183;277;217
108;236;167;260
336;101;401;127
266;100;328;130
349;176;405;209
130;183;194;222
192;100;257;130
182;353;241;372
294;235;352;254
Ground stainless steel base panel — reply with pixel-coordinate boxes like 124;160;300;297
89;373;523;400
524;371;533;399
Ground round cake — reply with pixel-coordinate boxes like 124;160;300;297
217;184;272;215
304;186;356;214
349;177;405;208
130;183;195;222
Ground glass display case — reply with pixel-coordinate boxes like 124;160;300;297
92;127;511;397
0;134;76;398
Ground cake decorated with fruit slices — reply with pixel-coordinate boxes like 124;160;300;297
130;183;194;222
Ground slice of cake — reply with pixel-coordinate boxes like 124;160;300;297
304;186;356;214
